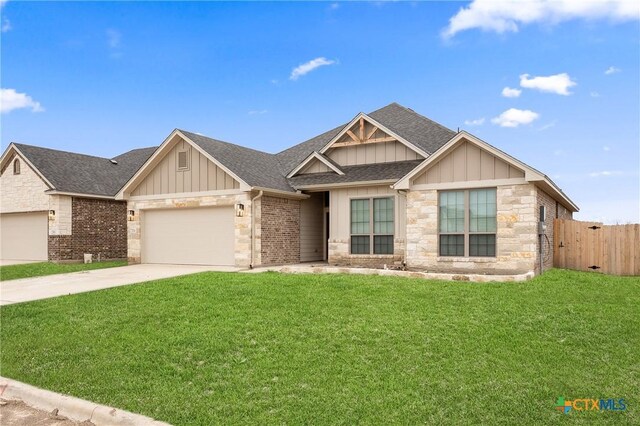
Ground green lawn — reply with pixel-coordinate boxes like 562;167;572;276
0;260;127;281
0;269;638;425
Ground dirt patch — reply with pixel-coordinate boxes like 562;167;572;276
0;399;94;426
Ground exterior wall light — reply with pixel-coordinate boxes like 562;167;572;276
128;210;136;221
235;203;245;217
48;210;56;220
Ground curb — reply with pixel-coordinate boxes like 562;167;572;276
0;376;171;426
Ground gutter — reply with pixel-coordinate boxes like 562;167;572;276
250;190;263;269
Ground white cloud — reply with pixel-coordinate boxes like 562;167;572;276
106;29;121;48
290;57;337;80
329;3;339;10
553;149;564;156
519;73;576;95
106;29;123;58
491;108;539;128
442;0;640;39
603;145;611;151
464;117;485;126
589;170;623;177
538;120;557;131
501;87;521;98
604;66;621;75
248;109;268;115
0;88;44;113
590;91;600;98
1;18;10;33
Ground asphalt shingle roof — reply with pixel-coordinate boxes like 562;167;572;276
275;102;455;176
9;103;457;196
13;143;155;197
287;160;423;188
178;130;293;192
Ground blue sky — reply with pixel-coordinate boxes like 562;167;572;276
1;1;639;223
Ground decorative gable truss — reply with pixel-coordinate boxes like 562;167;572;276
316;113;427;168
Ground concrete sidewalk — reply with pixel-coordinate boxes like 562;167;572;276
0;264;240;306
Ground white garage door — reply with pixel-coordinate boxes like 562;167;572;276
0;212;48;261
142;207;235;266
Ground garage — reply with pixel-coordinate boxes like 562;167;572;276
0;211;48;261
141;206;235;265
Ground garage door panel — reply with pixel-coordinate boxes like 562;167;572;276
142;207;235;266
0;212;48;261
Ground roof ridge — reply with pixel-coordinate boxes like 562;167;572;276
13;142;115;162
179;129;276;157
378;102;455;134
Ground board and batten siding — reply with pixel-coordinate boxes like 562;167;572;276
330;185;406;242
299;192;324;262
326;141;423;167
299;160;331;174
131;139;239;196
412;140;525;185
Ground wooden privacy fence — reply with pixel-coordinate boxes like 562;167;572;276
553;219;640;276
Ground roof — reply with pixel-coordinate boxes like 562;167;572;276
275;103;455;176
288;160;423;189
9;143;155;197
179;130;293;192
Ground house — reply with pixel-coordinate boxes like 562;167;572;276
1;103;578;275
0;144;155;262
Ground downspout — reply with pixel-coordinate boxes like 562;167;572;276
250;190;263;269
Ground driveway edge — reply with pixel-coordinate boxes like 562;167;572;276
0;376;171;426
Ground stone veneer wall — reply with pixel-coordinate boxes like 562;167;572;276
536;188;573;273
48;198;127;261
328;240;406;268
126;192;253;267
0;154;50;213
260;196;300;265
406;183;538;274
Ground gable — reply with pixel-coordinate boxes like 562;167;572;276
0;151;51;213
411;139;525;185
320;115;427;166
130;137;240;197
298;158;333;174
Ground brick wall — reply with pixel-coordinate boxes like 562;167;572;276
536;188;573;273
70;198;127;260
48;235;73;261
260;196;300;265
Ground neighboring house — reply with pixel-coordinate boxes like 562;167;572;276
1;103;578;275
0;144;155;262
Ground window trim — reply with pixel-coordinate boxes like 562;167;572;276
438;188;497;258
13;158;20;175
349;196;395;255
177;149;190;171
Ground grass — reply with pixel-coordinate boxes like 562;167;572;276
0;269;638;425
0;260;127;281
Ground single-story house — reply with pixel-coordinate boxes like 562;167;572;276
1;103;577;274
0;143;155;262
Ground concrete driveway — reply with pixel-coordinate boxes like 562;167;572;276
0;264;240;306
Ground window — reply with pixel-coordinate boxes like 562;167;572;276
439;188;496;257
177;150;190;170
13;159;20;175
350;197;394;255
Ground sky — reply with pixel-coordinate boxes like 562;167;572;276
1;0;639;223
